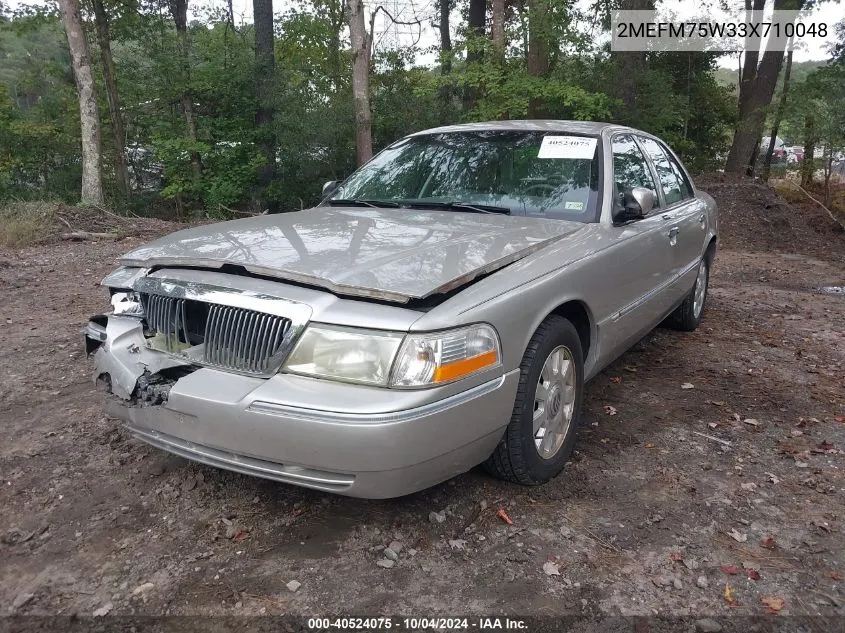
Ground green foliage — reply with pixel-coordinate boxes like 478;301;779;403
0;13;82;201
0;0;805;212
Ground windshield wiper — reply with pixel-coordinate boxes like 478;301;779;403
327;198;401;208
400;200;511;215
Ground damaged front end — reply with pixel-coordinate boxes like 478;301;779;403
84;311;196;403
84;266;310;406
84;270;198;403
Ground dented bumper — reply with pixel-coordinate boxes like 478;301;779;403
86;314;518;498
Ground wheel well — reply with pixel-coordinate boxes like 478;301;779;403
550;300;592;360
706;236;717;263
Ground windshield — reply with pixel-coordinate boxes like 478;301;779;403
328;131;601;221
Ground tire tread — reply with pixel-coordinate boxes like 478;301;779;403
483;315;578;485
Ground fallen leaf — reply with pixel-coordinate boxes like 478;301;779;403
743;418;760;426
609;376;622;384
761;596;785;612
723;583;737;606
720;564;739;575
745;568;761;581
681;382;695;390
624;365;637;372
670;552;683;562
827;570;842;581
604;405;617;416
644;443;656;449
834;415;844;423
232;528;249;542
542;561;561;576
760;535;777;550
497;507;513;525
812;440;835;454
728;528;748;543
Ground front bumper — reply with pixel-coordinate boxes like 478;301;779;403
90;318;519;498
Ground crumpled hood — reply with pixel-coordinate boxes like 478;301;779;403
120;207;583;302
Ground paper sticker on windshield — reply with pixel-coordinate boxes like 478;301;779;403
564;201;584;210
538;136;597;159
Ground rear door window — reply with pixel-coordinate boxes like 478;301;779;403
611;134;658;199
637;137;691;206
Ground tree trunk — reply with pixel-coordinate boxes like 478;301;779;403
761;47;793;182
347;0;372;165
725;0;804;175
491;0;504;59
611;0;653;124
437;0;453;122
801;113;815;187
466;0;485;63
823;157;832;208
327;0;345;92
439;0;452;74
526;0;550;118
463;0;486;112
58;0;104;205
168;0;203;181
724;48;785;175
253;0;277;212
91;0;129;197
737;0;765;116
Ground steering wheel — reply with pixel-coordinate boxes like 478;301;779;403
522;183;559;197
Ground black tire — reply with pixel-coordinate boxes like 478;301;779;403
483;315;584;485
666;257;709;332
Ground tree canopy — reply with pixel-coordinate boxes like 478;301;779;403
0;0;842;214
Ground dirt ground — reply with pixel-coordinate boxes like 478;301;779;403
1;181;844;628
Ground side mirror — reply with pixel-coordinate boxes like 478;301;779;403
322;180;340;197
630;187;655;216
613;186;655;223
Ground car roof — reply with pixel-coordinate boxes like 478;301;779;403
409;120;635;137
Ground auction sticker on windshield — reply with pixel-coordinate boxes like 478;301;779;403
538;136;597;159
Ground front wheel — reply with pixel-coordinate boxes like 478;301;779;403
666;258;709;332
483;315;584;485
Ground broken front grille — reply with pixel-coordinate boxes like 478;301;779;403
141;293;292;375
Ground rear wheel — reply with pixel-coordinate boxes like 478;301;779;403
483;315;584;485
666;257;709;332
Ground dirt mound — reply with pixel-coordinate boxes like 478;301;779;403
0;201;179;248
52;203;178;241
696;173;845;257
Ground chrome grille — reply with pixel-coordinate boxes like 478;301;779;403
140;293;292;375
203;304;290;374
143;294;188;353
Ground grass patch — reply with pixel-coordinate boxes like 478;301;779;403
0;200;58;247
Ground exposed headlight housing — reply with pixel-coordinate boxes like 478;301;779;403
282;323;502;388
283;325;405;386
390;324;500;387
110;290;145;317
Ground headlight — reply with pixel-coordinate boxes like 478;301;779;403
282;323;502;388
110;290;145;317
390;324;501;387
283;325;404;386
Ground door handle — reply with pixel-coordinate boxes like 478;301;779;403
668;227;680;238
662;213;672;221
698;214;705;222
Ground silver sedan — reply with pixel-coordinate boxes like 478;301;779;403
85;121;717;498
